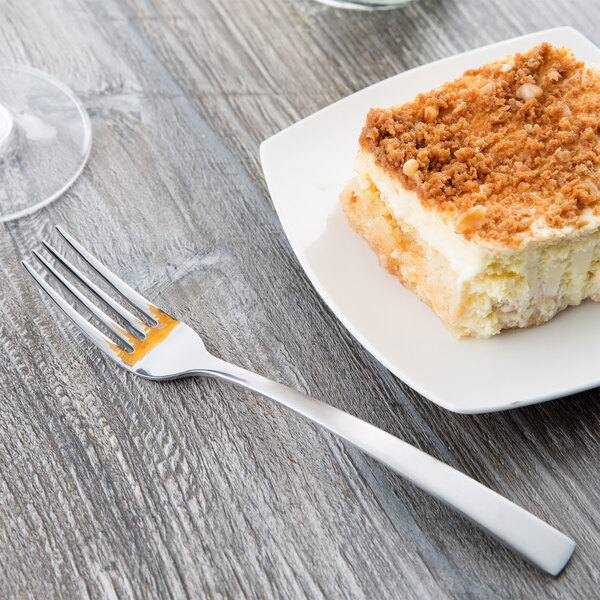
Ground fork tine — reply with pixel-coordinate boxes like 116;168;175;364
56;226;157;322
22;261;125;361
42;241;147;337
32;251;134;351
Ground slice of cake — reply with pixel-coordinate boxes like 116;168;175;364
341;42;600;338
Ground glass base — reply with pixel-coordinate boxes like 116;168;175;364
314;0;414;9
0;66;91;223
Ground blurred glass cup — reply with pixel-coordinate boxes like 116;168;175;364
314;0;415;9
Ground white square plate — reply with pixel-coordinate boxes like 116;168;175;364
260;27;600;414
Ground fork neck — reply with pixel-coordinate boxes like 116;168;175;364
198;356;261;387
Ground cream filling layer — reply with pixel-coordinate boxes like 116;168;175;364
355;150;600;308
355;150;493;281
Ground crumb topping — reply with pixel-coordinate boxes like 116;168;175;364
359;43;600;247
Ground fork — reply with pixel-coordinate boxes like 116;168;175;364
23;226;575;575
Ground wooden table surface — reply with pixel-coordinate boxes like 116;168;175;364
1;0;599;597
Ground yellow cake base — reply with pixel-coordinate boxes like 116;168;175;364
340;175;600;338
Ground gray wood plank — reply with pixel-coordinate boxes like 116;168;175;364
0;0;598;597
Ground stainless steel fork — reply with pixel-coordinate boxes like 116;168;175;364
23;227;575;575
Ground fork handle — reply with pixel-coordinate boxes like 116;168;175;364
201;357;575;575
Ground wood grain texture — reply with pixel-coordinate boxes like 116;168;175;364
0;0;599;597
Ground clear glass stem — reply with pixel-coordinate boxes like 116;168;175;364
0;103;14;153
